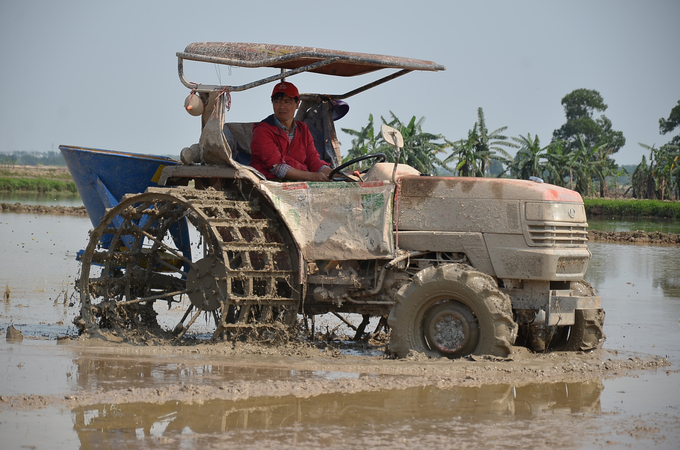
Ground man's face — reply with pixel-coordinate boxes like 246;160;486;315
272;95;299;125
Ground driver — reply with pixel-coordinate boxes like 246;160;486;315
250;81;333;181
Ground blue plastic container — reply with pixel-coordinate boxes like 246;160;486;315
59;145;180;227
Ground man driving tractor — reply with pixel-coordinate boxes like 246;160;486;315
250;81;333;182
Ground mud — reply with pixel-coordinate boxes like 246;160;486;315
0;202;87;215
5;324;23;342
588;229;680;245
0;338;670;412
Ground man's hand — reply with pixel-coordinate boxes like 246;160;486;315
306;171;330;182
283;166;331;182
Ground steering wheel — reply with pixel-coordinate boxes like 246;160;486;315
328;153;387;181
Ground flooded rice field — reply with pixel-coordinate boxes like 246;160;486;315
1;212;679;449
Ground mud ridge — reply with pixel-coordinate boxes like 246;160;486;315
0;202;88;216
588;229;680;245
0;339;670;411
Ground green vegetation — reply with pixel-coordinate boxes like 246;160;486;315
552;88;625;154
344;91;680;202
631;142;680;200
444;107;517;177
0;151;66;166
341;112;450;174
584;198;680;218
507;133;548;180
0;166;73;181
0;163;76;193
0;177;77;193
659;100;680;147
3;93;679;203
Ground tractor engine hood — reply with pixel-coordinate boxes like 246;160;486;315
398;176;583;203
396;176;585;236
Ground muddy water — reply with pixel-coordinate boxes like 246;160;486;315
1;213;88;335
1;213;679;449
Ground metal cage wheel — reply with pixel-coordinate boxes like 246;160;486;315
76;191;226;340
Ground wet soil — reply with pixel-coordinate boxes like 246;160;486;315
588;229;680;245
0;338;670;412
0;202;87;215
1;331;678;449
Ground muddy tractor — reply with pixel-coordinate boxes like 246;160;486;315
60;43;603;357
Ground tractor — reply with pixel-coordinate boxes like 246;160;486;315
60;42;603;357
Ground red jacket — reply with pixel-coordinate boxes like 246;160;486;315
250;115;328;179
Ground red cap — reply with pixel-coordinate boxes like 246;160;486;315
271;81;299;99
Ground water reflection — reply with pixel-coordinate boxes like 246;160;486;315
588;242;680;304
72;354;303;393
587;242;680;363
71;381;603;446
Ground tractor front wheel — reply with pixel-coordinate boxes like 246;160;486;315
388;264;517;359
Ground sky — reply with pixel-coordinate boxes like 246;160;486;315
1;0;678;166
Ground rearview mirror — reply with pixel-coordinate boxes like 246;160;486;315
381;124;404;148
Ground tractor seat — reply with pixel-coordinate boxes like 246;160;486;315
223;122;254;166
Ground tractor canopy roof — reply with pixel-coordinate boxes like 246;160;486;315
177;42;446;97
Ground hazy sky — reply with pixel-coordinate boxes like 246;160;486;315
1;0;678;166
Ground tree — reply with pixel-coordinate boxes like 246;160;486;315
0;151;66;166
591;143;618;198
469;108;517;175
342;113;450;174
444;108;516;177
630;152;655;199
632;143;679;200
341;114;382;169
564;135;616;197
659;100;680;147
544;141;579;189
656;146;680;200
629;102;680;199
552;89;625;154
0;154;18;166
446;129;481;177
507;133;548;180
380;112;451;174
609;166;629;199
670;152;680;200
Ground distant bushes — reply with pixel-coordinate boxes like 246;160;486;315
0;177;78;193
584;198;680;218
0;151;66;166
